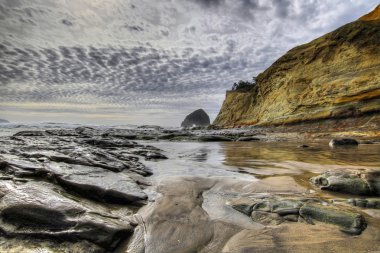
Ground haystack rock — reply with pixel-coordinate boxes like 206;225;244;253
214;4;380;131
181;109;210;128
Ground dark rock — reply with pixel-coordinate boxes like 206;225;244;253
227;198;256;216
207;125;222;130
347;198;380;209
83;138;135;148
0;181;134;250
298;144;310;148
43;163;147;204
299;202;366;235
130;150;168;160
228;195;367;235
0;156;46;177
181;109;210;128
75;126;96;136
13;131;46;136
45;129;78;136
102;132;137;140
137;125;163;130
236;136;260;142
310;170;380;196
198;135;233;142
329;138;359;147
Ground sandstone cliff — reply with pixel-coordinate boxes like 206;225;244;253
214;5;380;128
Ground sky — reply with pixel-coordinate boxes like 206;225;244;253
0;0;378;126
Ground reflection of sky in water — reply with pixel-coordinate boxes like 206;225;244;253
139;141;380;181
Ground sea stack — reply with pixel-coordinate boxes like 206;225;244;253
181;109;210;128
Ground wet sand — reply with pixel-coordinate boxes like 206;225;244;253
117;141;380;253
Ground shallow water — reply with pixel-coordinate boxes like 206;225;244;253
138;140;380;227
141;140;380;180
125;140;380;253
1;127;380;252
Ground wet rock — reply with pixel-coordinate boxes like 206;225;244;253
13;131;46;137
102;132;137;140
198;135;233;142
137;125;163;130
131;150;168;160
157;132;193;140
0;237;104;253
44;163;148;204
310;170;379;195
75;126;97;136
236;136;260;142
0;181;134;250
251;211;284;225
65;150;128;172
45;129;79;136
329;138;359;147
181;109;210;128
227;198;256;216
83;138;135;148
347;198;380;209
299;202;366;235
0;156;46;177
228;195;367;235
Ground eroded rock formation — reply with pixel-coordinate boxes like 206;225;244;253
214;5;380;129
181;109;211;128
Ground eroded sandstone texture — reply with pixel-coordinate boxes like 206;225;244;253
214;5;380;129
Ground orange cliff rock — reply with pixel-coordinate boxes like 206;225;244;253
213;4;380;131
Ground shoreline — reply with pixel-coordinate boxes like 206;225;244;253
0;126;379;252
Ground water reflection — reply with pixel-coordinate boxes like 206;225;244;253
221;141;380;168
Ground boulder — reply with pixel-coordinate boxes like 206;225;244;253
329;138;359;147
299;202;366;235
181;109;210;128
228;195;367;235
310;170;380;196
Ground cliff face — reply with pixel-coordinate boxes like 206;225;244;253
214;5;380;128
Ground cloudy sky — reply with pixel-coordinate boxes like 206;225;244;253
0;0;378;126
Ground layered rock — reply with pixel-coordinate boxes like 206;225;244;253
228;195;367;235
181;109;210;128
0;127;170;252
214;5;380;129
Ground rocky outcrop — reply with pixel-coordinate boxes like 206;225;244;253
0;119;9;123
0;181;134;249
310;169;380;196
181;109;210;128
0;127;170;252
228;195;367;235
214;5;380;129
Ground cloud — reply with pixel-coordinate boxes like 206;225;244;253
0;0;378;125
